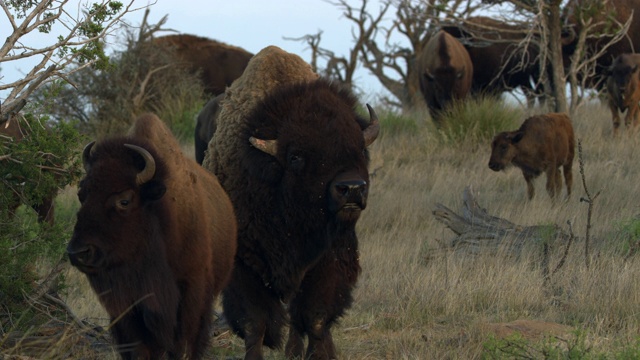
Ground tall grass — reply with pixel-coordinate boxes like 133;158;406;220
11;100;640;358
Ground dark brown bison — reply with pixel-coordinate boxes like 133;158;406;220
488;113;575;200
194;93;224;164
561;0;640;89
153;34;253;95
606;53;640;134
66;114;237;359
1;117;56;225
203;46;379;360
418;30;473;124
442;16;542;105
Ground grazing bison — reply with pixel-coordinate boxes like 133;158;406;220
488;113;575;200
417;30;473;124
442;16;542;106
194;93;224;164
203;46;379;360
561;0;640;89
1;117;56;225
66;114;237;359
153;34;253;95
606;53;640;135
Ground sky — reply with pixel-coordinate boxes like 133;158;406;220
0;0;392;103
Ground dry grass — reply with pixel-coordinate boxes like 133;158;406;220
11;101;640;358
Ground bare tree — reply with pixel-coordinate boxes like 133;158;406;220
0;0;146;122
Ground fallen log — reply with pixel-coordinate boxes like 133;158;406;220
433;186;570;255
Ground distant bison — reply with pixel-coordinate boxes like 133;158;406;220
488;113;575;200
203;46;379;360
153;34;253;95
417;30;473;124
1;117;56;225
67;114;237;359
194;93;224;164
606;53;640;135
442;16;542;105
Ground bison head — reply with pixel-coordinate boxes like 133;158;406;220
67;140;167;274
246;80;379;225
488;130;523;172
609;55;640;105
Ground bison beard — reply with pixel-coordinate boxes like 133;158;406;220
215;79;379;360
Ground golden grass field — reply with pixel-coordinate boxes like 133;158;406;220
22;100;640;359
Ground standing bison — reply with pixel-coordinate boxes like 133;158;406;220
153;34;253;96
203;46;379;360
488;113;575;200
66;114;237;359
417;30;473;125
606;53;640;135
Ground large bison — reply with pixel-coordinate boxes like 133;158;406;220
488;113;575;200
153;34;253;96
203;46;379;360
442;16;542;105
194;93;224;164
66;114;237;359
417;30;473;124
561;0;640;89
606;53;640;134
1;117;56;225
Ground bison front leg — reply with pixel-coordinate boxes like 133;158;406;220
626;104;640;131
609;102;622;135
545;167;560;199
522;171;536;200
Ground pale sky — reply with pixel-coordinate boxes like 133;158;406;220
0;0;392;102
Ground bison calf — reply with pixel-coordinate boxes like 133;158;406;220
488;113;575;200
67;114;237;359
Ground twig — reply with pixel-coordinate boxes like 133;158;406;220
577;139;600;269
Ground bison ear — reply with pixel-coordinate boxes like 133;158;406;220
510;131;525;144
140;180;166;201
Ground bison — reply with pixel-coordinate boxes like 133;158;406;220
441;16;542;106
561;0;640;90
417;30;473;124
488;113;575;200
203;46;379;360
153;34;253;96
66;114;237;359
1;117;56;225
606;53;640;135
194;93;224;164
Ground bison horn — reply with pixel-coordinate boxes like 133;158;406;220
249;137;278;157
82;141;95;174
124;144;156;185
363;104;380;147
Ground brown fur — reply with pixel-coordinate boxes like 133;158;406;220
194;93;224;164
442;16;541;105
417;30;473;124
1;117;56;225
204;46;378;360
606;53;640;134
562;0;640;89
153;34;253;95
488;113;575;200
67;114;237;359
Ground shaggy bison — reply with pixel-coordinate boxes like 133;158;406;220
203;46;379;360
606;53;640;135
488;113;575;200
66;114;237;359
417;30;473;124
153;34;253;96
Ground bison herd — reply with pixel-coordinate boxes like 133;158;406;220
5;2;631;358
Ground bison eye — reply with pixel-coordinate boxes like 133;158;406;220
288;153;305;172
117;199;130;209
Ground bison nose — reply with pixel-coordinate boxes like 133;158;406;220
488;162;500;171
331;180;368;209
67;244;101;270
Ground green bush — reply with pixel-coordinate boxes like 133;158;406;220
436;96;522;145
0;114;82;327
